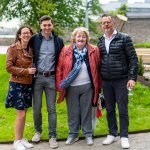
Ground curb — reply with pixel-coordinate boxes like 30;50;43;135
1;129;150;144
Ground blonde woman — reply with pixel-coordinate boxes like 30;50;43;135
56;27;101;146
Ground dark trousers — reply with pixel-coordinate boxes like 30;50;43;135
102;78;129;138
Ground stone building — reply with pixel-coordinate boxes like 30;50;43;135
0;27;15;45
145;0;150;3
118;0;127;3
101;1;150;43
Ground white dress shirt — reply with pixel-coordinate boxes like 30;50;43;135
103;29;117;54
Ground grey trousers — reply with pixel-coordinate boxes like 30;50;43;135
102;78;129;138
33;75;57;138
66;83;93;138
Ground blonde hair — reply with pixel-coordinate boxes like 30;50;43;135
71;27;90;43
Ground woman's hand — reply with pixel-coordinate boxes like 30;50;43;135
28;68;36;74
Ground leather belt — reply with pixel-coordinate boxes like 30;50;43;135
37;71;55;77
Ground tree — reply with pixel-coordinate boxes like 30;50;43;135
0;0;102;34
110;3;128;16
85;0;103;42
117;3;128;16
89;0;103;16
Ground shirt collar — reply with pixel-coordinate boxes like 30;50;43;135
103;29;117;39
41;32;53;40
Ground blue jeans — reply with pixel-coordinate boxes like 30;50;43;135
33;75;57;138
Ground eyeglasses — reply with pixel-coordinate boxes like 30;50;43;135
101;21;112;25
21;32;31;35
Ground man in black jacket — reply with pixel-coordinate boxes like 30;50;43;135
98;14;138;149
30;15;64;148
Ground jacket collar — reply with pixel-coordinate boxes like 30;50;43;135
103;29;117;39
65;43;95;55
87;44;95;55
99;29;122;41
38;31;57;40
14;41;31;53
15;41;23;50
64;43;74;56
64;43;95;73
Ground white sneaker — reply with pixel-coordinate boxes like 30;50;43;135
21;138;33;148
102;135;117;145
49;137;59;149
86;137;94;146
14;140;26;150
65;137;79;145
121;137;130;149
32;132;41;142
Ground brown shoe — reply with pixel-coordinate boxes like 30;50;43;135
49;137;58;149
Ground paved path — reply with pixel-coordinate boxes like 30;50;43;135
0;132;150;150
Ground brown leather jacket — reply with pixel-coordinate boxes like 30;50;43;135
6;41;33;84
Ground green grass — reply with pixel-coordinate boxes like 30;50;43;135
0;54;150;142
134;42;150;48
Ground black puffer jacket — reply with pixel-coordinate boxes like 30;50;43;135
98;31;138;81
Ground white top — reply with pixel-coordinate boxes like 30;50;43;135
70;61;91;86
103;29;117;54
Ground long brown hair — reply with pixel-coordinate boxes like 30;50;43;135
15;26;33;43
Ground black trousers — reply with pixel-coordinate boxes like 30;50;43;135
102;78;129;138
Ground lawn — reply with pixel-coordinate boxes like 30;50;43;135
0;54;150;142
134;42;150;48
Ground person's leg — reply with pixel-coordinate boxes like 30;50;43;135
102;80;118;137
113;78;130;148
33;77;43;134
44;76;57;138
14;110;27;150
114;79;129;138
66;86;80;138
15;110;26;140
80;83;93;138
15;109;33;149
80;83;93;146
44;76;59;148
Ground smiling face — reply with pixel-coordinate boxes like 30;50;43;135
101;16;115;37
19;27;32;44
75;31;87;50
40;20;53;37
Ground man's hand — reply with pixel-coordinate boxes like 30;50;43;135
127;80;135;89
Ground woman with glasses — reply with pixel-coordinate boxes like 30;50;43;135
5;26;36;150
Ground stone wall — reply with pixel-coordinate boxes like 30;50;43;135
122;18;150;43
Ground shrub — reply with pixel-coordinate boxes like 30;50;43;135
138;56;144;76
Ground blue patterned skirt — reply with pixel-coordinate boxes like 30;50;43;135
5;82;32;110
